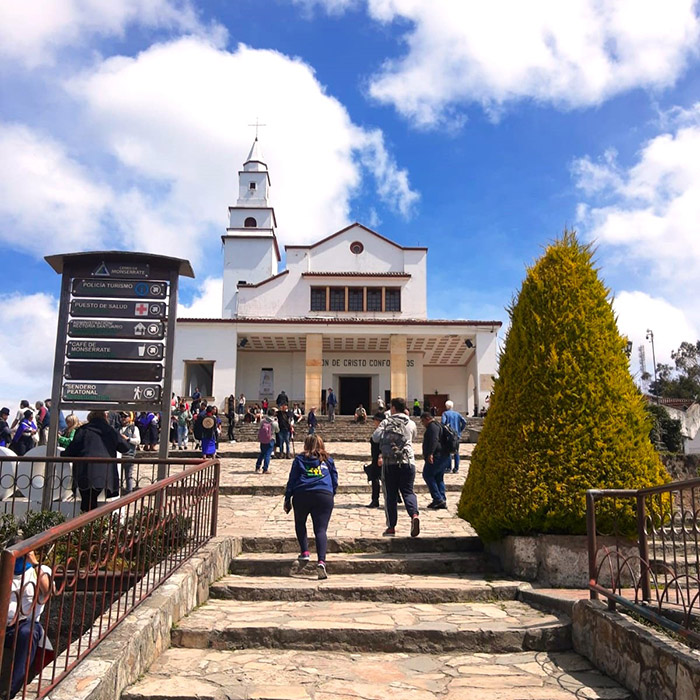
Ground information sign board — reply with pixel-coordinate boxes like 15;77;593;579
72;279;168;299
67;319;164;339
62;382;162;403
70;300;166;319
66;340;164;360
64;361;163;382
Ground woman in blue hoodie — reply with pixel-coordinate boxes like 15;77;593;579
284;434;338;580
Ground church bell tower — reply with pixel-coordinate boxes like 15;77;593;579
222;138;280;318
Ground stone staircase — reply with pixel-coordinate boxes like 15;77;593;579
122;533;630;699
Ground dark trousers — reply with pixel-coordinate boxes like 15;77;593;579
79;487;100;512
5;619;43;697
227;413;235;441
382;463;418;528
370;477;381;504
292;490;334;562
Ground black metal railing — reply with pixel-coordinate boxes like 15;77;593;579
587;477;700;646
0;457;219;698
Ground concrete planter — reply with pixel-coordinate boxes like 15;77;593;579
486;534;639;588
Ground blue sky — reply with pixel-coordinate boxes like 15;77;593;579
1;0;699;406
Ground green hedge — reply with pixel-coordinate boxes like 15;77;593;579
459;232;668;541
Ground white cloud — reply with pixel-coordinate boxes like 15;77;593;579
0;123;114;255
574;109;700;291
0;0;226;68
613;291;699;381
297;0;700;127
0;293;59;411
178;277;223;318
66;38;417;247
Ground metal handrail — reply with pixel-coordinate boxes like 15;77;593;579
587;479;700;647
0;457;219;698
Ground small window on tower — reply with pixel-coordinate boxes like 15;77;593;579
249;182;256;190
244;217;257;227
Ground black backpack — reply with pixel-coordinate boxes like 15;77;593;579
440;423;460;454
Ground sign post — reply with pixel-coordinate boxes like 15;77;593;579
43;252;195;509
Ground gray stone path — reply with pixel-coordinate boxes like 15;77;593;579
124;648;629;700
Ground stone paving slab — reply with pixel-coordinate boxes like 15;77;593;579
217;493;478;539
123;648;631;700
211;573;524;603
171;599;571;654
229;552;496;576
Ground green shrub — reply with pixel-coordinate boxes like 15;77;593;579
459;232;668;541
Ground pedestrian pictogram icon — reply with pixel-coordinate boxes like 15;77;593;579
147;323;159;336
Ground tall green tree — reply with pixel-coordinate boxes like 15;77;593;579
459;232;668;541
650;340;700;400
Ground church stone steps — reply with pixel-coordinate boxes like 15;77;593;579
123;647;631;700
210;573;523;603
170;598;572;654
229;552;498;577
240;534;483;554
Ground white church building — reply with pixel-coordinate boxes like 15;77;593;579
173;140;501;415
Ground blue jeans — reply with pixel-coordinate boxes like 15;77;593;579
256;441;275;471
177;424;188;448
422;454;449;504
279;429;291;455
449;444;461;472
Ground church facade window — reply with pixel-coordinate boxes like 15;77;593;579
348;288;364;311
385;288;401;312
244;217;257;227
310;287;326;311
366;288;382;312
329;287;345;311
309;285;402;312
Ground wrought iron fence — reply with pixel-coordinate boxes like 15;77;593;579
0;455;202;523
0;458;219;699
587;477;700;647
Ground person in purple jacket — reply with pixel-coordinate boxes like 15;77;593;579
284;434;338;580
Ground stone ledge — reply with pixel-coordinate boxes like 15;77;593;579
45;536;240;700
572;599;700;700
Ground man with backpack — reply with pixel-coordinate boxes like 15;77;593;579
371;397;420;538
420;412;450;510
441;400;467;473
255;409;279;473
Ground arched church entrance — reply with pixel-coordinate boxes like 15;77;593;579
339;376;371;415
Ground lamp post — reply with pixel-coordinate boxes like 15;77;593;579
646;329;658;403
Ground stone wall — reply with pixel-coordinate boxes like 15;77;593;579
41;536;240;700
572;599;700;700
486;534;638;588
